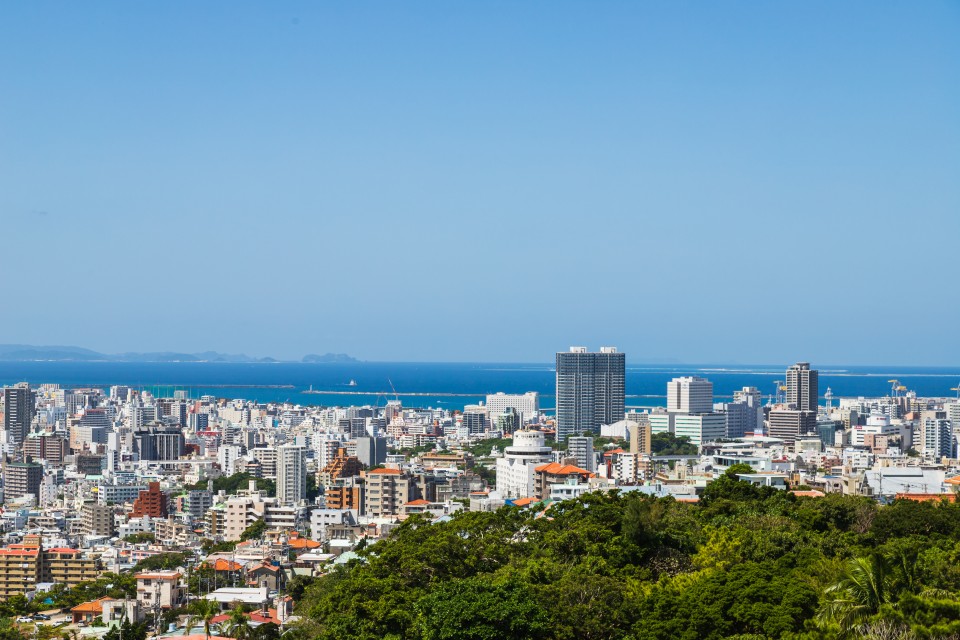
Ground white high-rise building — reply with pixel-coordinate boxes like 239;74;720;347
667;377;713;414
276;444;307;505
485;392;540;426
495;430;553;499
674;413;726;446
218;445;244;476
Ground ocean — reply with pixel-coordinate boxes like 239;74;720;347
1;361;959;411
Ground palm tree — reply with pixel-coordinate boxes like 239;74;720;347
221;606;252;640
817;554;895;635
185;598;221;640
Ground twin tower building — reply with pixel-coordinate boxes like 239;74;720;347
555;346;625;442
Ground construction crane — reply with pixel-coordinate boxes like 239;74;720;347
773;380;785;405
888;380;901;398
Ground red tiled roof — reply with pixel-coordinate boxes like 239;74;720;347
368;468;401;475
206;559;243;571
405;499;430;506
896;493;958;503
288;538;321;549
535;462;594;476
71;597;112;614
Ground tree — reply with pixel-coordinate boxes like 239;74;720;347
185;599;221;640
221;606;252;640
102;621;147;640
132;553;188;573
817;554;896;635
416;575;550;640
240;518;268;541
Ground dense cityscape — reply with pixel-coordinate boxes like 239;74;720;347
0;348;957;638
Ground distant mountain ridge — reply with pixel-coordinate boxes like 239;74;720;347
0;344;353;363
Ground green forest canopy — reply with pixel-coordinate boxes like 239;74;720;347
295;471;960;640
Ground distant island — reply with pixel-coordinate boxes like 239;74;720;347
301;353;359;363
0;344;357;364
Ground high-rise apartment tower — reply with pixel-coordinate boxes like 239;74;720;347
555;346;625;442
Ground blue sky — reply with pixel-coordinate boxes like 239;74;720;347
1;2;958;364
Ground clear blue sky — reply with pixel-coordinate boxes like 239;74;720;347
1;2;958;364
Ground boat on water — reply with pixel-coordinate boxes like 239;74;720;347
348;379;357;386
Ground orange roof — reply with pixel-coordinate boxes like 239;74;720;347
206;559;243;571
71;597;112;614
0;549;38;557
46;547;80;554
945;476;960;486
790;490;826;498
535;462;594;476
405;499;430;506
288;538;321;549
896;493;958;503
369;468;401;475
604;448;625;456
511;497;539;507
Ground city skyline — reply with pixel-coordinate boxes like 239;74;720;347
2;2;958;365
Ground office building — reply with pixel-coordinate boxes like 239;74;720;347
485;392;539;425
3;383;35;448
567;436;596;473
673;413;726;446
786;362;819;411
767;409;817;445
922;413;953;459
276;444;307;505
355;437;387;468
667;377;713;414
461;408;488;435
5;460;43;502
555;346;625;442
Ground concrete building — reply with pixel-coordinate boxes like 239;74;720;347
495;430;553;499
5;460;43;502
276;444;307;505
667;377;713;414
786;362;819;411
628;412;652;455
355;437;387;468
923;415;953;459
81;502;115;537
3;383;34;449
767;409;817;445
555;346;625;442
365;468;415;518
485;392;539;426
130;482;169;518
567;436;596;472
673;413;726;446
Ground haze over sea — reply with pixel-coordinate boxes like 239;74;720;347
1;362;959;411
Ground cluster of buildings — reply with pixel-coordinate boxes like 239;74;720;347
0;347;957;629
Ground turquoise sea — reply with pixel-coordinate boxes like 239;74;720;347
0;361;958;411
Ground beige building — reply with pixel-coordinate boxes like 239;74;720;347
366;468;415;517
81;502;115;537
136;571;186;610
